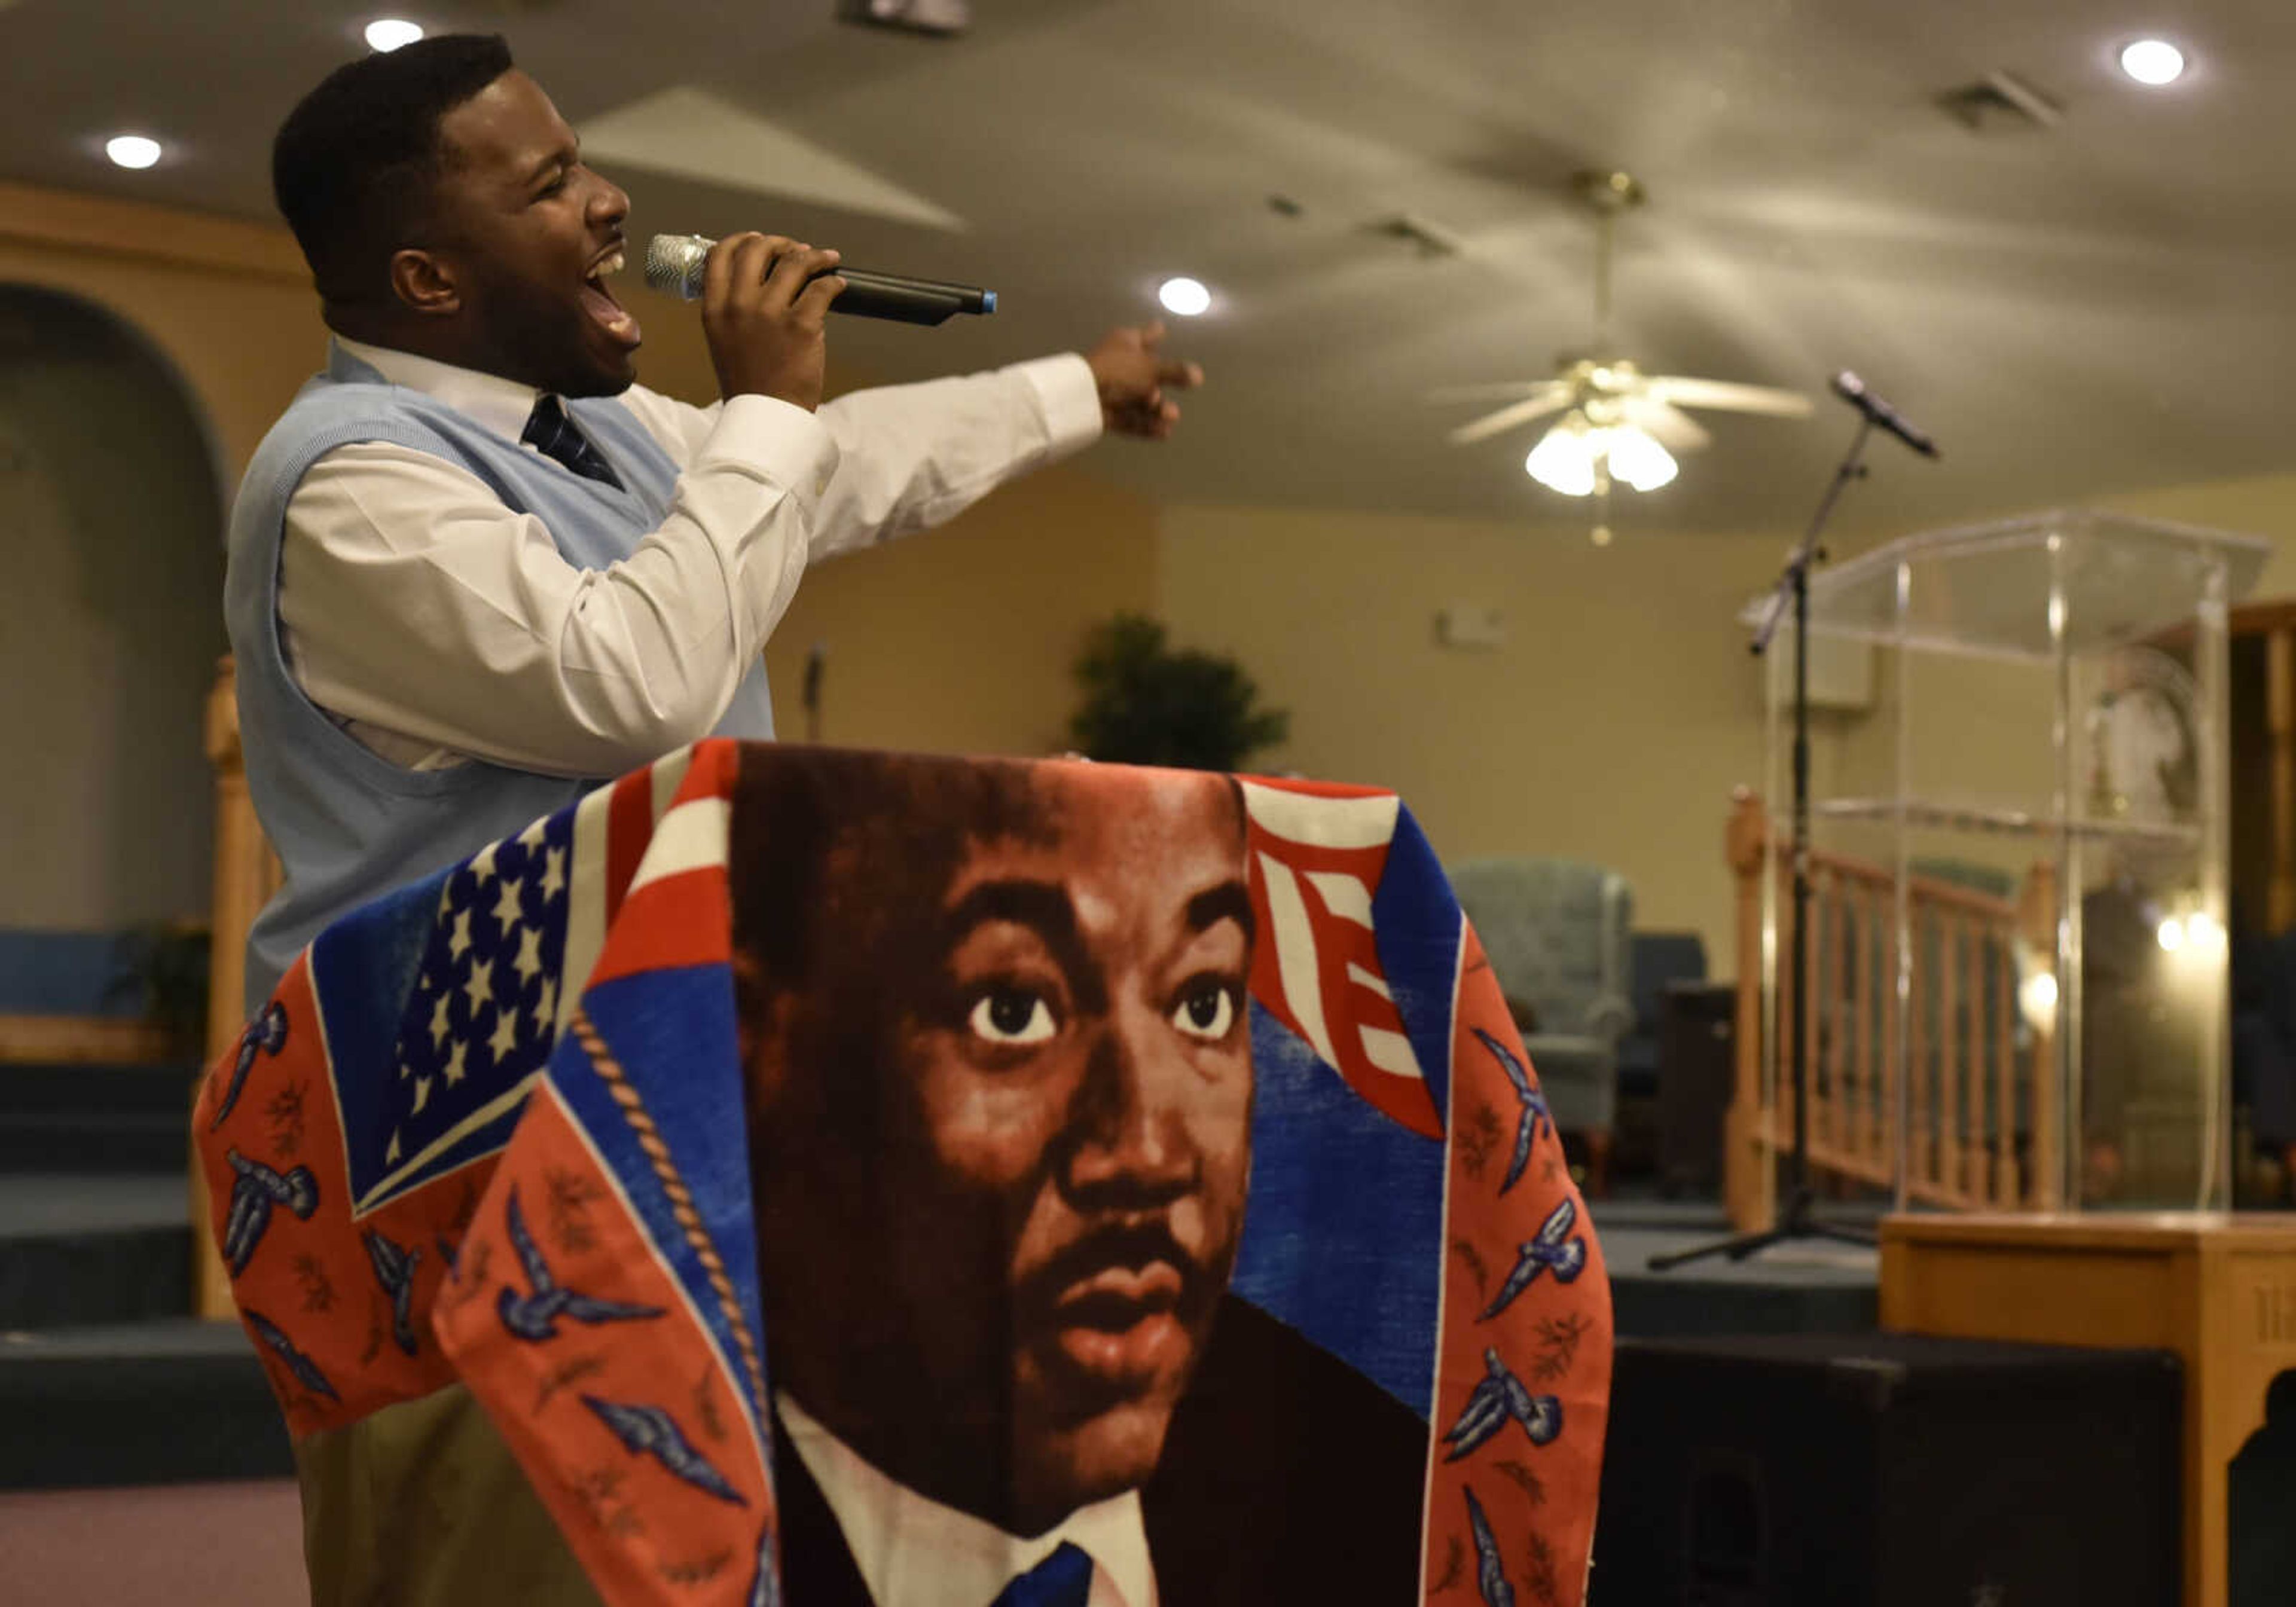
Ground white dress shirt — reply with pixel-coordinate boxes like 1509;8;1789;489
777;1391;1158;1607
276;335;1103;777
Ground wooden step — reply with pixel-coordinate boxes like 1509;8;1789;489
0;1319;289;1489
0;1174;191;1330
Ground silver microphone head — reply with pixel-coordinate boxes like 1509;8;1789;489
643;233;714;301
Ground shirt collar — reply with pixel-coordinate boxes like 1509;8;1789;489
777;1390;1157;1607
331;334;545;447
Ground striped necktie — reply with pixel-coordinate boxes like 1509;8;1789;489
989;1541;1094;1607
521;394;624;490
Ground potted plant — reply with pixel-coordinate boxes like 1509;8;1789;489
1066;613;1289;772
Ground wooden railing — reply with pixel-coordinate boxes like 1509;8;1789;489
1723;789;2062;1231
194;653;280;1317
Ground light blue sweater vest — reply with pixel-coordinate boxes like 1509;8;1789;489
223;345;775;1013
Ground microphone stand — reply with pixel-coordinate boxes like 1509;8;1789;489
801;644;826;744
1650;418;1881;1270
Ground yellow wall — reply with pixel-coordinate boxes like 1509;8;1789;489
1155;503;1789;964
0;182;328;482
764;469;1158;756
0;292;230;927
0;185;322;929
2101;471;2296;594
1151;487;2296;978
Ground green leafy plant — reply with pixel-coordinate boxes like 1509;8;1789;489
105;920;211;1057
1066;613;1290;772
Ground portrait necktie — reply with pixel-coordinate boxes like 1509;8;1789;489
521;394;624;490
988;1541;1094;1607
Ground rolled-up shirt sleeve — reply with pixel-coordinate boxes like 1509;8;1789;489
278;395;836;780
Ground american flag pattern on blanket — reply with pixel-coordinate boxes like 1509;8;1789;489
194;741;1610;1607
1240;777;1446;1139
194;744;707;1423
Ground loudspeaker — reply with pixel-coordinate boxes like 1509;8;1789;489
1592;1332;2181;1607
1657;982;1734;1194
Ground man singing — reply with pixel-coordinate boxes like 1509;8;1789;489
240;35;1198;1605
228;32;1199;1013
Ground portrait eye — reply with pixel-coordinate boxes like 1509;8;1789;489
1172;980;1237;1041
967;987;1057;1046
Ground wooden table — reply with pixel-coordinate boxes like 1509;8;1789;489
1882;1212;2296;1607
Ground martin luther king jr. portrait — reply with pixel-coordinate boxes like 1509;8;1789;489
727;750;1428;1607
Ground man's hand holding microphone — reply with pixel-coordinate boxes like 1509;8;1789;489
700;233;846;413
692;231;1203;434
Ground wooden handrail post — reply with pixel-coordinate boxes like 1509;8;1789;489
1724;787;1773;1232
2270;625;2294;934
1726;786;2048;1219
196;654;280;1319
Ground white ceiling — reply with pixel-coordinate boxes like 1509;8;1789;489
3;0;2289;536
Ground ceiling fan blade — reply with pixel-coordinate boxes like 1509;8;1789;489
1620;395;1713;454
1645;376;1815;417
1446;389;1573;446
1424;380;1557;405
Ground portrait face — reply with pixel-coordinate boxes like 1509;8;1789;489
420;70;640;396
737;757;1254;1536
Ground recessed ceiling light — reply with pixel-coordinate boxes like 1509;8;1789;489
365;17;425;52
2119;38;2186;85
104;135;162;170
1157;276;1211;317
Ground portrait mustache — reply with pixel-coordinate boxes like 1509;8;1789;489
1014;1215;1230;1394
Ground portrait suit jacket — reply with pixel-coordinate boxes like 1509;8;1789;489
776;1296;1430;1606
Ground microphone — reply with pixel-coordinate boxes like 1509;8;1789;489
1831;371;1940;459
643;234;996;326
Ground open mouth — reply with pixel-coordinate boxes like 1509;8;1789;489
581;245;641;349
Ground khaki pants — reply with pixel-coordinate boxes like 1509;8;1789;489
295;1386;603;1607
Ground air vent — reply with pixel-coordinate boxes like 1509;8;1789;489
1364;212;1464;258
1936;70;2064;132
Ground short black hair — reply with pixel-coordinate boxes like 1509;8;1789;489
271;33;514;305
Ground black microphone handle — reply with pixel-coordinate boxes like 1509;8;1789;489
642;236;996;325
819;267;994;326
638;231;996;323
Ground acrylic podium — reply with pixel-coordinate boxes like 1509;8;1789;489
1784;509;2280;1607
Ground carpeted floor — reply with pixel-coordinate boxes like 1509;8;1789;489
0;1480;306;1605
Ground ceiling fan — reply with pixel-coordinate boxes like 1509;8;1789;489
1433;169;1812;542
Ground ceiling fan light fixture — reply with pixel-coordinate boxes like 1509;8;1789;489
1526;420;1598;497
1606;424;1678;491
1525;417;1675;497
